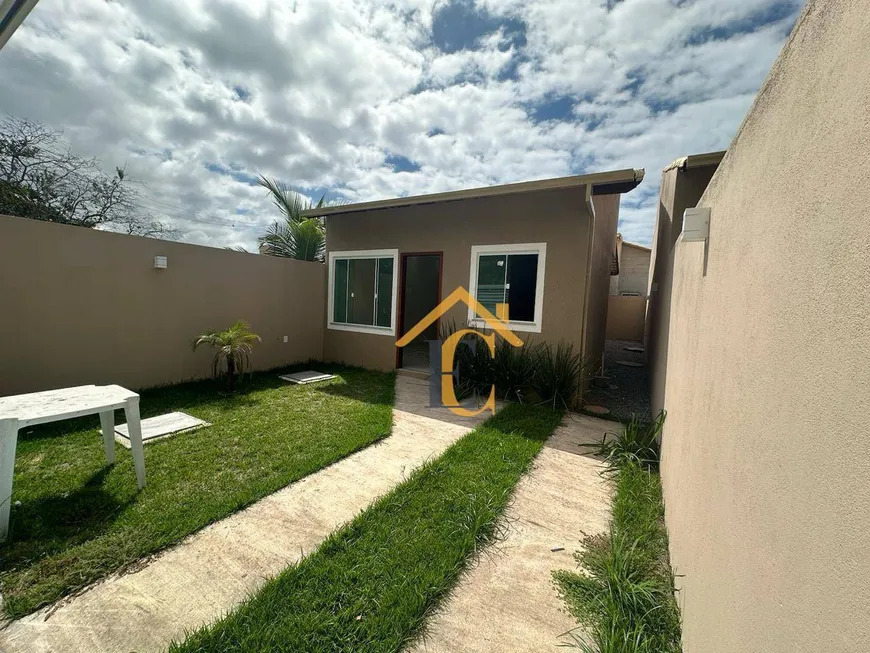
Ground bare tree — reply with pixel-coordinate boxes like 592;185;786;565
0;116;177;238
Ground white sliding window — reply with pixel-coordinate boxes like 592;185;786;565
328;249;399;335
468;243;546;333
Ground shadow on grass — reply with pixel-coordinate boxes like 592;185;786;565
6;466;131;553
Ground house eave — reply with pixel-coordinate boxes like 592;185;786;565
300;168;644;218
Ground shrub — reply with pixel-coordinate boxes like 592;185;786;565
596;411;666;470
437;324;596;410
491;337;537;401
531;342;593;410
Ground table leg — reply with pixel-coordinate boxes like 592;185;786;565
0;418;20;543
124;398;146;490
99;410;116;465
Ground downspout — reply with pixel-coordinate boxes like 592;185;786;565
579;184;598;377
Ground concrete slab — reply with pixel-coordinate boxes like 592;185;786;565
409;414;615;653
278;371;337;384
0;377;474;653
114;411;209;448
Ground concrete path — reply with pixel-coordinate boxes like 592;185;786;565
1;376;481;653
409;413;615;653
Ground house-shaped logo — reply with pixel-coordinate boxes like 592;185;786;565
396;287;523;417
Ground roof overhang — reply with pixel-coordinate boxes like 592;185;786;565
663;150;726;173
0;0;41;50
300;168;644;218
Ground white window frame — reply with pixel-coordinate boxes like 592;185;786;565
328;249;399;336
468;242;547;333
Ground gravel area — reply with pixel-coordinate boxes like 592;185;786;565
584;339;651;423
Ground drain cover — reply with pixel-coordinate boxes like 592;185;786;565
115;412;209;448
279;371;337;384
584;405;610;415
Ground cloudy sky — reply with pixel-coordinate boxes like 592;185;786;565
0;0;802;250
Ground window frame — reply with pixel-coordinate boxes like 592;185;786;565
328;249;399;336
467;242;547;333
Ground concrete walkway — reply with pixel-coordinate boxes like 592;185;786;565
409;414;615;653
1;376;482;653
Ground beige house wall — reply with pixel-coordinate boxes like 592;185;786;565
605;296;646;341
645;161;720;417
323;187;620;371
660;2;870;651
584;193;620;370
0;216;326;396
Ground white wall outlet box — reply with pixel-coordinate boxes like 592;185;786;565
154;256;168;269
682;207;710;242
283;336;288;343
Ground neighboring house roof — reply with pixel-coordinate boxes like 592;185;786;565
622;240;652;253
662;150;726;173
301;168;644;218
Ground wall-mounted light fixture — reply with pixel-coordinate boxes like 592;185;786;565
154;256;168;269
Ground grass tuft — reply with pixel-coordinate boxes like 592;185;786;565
0;365;394;619
596;411;665;471
169;403;563;653
554;413;681;652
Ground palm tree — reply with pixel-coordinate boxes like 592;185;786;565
257;175;326;262
192;320;261;391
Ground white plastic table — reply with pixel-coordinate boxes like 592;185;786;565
0;384;146;542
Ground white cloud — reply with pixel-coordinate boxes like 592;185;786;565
0;0;803;249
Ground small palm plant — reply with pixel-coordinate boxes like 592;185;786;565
192;320;261;391
257;175;327;262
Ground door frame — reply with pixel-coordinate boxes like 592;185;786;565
396;251;443;369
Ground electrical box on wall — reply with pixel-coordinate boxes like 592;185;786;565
682;207;710;242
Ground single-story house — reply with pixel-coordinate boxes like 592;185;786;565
302;168;644;374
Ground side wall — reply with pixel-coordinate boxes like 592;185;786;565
0;216;326;395
661;2;870;651
584;193;621;370
323;187;593;371
645;163;718;416
605;296;646;341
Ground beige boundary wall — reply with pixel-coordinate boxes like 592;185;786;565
645;154;722;416
660;2;870;651
604;295;645;341
0;216;326;396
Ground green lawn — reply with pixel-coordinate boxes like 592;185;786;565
170;403;563;653
0;365;394;619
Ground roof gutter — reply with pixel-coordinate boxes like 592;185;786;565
0;0;40;51
662;150;726;173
